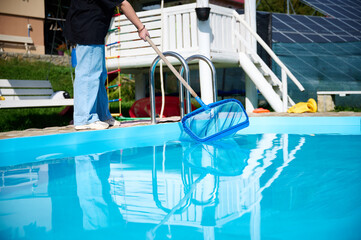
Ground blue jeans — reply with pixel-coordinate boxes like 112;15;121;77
74;45;112;126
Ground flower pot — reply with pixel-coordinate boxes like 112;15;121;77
195;7;211;21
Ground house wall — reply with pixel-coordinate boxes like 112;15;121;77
0;0;45;54
0;0;45;19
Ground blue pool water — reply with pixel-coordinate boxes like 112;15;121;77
0;117;360;240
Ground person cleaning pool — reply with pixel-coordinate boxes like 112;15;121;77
65;0;150;130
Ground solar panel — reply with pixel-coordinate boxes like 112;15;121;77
276;14;313;33
272;32;293;43
311;17;348;36
268;0;361;43
272;13;361;43
272;19;293;32
343;19;361;34
286;33;311;43
305;34;328;43
300;0;361;20
270;1;361;97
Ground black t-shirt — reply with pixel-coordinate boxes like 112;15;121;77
65;0;124;45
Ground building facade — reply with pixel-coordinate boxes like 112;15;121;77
0;0;45;54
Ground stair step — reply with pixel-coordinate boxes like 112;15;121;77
273;86;282;94
263;72;271;78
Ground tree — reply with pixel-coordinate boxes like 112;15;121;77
256;0;323;16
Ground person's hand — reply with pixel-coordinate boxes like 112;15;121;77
138;26;150;41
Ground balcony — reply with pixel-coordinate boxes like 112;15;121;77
105;3;243;71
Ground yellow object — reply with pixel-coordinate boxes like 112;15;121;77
0;96;5;100
287;98;317;113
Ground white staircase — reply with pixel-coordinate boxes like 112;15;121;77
232;11;304;112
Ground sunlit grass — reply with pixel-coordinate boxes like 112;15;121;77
0;58;135;131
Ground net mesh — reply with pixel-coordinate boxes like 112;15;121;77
181;99;249;142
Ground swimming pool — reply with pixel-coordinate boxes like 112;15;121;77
0;117;360;240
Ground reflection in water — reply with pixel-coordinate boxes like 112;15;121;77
146;135;305;240
5;133;360;239
75;154;123;231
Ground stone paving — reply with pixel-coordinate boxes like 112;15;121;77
0;112;360;140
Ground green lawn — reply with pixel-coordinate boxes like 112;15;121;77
0;58;134;132
0;107;73;132
0;58;74;94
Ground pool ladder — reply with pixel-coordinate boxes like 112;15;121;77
149;52;218;124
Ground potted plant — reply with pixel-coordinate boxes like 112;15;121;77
56;43;67;55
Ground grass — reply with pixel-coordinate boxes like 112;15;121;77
0;58;74;95
0;58;135;132
334;106;361;112
0;107;73;132
109;101;133;117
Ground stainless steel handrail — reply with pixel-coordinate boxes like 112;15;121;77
149;51;190;124
180;55;218;113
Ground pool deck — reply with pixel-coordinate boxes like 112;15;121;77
1;112;360;140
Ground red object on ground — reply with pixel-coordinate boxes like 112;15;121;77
129;96;195;118
253;108;270;113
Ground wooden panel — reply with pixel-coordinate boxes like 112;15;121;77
224;16;232;50
111;8;161;25
114;29;161;41
216;14;223;49
235;21;242;52
210;4;235;15
0;34;33;44
182;13;191;49
163;3;196;14
2;95;52;100
221;15;227;49
115;15;161;25
190;12;198;48
115;37;161;50
0;79;52;88
1;88;53;96
114;21;161;34
168;15;176;50
106;29;161;56
162;12;169;50
131;7;162;18
113;47;157;58
176;14;182;49
210;13;216;49
0;99;74;108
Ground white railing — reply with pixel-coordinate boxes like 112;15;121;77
105;4;242;70
0;167;39;190
162;3;198;53
232;11;305;110
208;5;238;54
106;4;198;69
